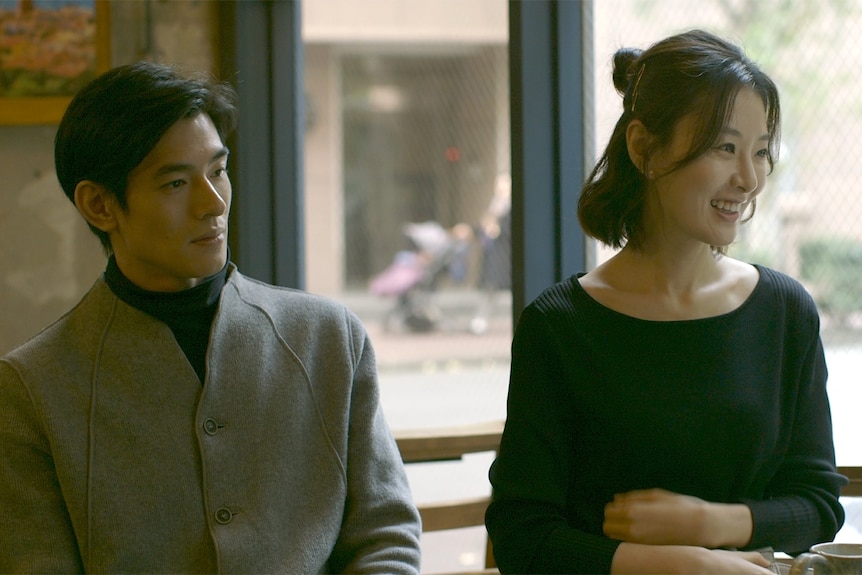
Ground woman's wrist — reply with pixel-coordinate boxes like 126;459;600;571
610;542;707;575
704;502;753;548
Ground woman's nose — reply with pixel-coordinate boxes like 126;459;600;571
733;156;759;194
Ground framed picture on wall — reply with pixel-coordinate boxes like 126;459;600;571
0;0;110;126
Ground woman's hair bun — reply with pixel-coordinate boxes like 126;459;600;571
612;47;643;95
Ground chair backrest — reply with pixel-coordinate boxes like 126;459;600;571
838;466;862;496
394;420;504;573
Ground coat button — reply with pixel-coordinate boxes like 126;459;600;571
215;508;233;524
203;418;219;435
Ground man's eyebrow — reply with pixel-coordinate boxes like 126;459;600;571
722;127;770;141
153;147;230;178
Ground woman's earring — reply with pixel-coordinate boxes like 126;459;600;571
648;170;654;179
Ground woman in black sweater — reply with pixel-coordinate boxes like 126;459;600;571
485;29;845;574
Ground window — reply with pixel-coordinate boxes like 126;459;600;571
303;2;510;571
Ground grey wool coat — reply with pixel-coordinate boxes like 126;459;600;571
0;266;421;574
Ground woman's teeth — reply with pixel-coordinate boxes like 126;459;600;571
711;200;741;213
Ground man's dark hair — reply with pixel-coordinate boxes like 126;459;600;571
54;61;238;253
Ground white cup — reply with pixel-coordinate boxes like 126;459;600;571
788;542;862;575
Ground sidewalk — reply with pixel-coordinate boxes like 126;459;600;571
338;288;513;372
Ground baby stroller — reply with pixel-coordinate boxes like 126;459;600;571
369;221;471;333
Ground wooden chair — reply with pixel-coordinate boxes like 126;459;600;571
394;420;504;574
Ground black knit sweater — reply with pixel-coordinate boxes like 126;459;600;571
486;265;846;574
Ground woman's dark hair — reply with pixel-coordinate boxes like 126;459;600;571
577;29;781;254
54;61;238;253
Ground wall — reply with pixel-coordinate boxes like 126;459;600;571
303;0;506;43
304;44;345;296
0;1;216;354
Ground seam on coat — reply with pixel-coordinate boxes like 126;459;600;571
87;295;118;570
229;281;349;482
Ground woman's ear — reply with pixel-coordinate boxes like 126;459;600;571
626;119;652;176
74;181;119;233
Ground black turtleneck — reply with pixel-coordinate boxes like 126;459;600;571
103;256;229;384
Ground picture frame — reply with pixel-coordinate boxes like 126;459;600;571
0;0;110;126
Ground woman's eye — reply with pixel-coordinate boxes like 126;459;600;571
756;149;769;159
213;167;228;178
717;143;735;153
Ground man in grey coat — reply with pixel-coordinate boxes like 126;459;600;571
0;61;421;574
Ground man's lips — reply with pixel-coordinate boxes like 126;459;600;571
192;229;225;243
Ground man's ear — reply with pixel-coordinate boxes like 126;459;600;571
74;181;119;233
625;119;652;176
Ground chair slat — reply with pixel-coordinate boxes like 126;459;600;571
394;420;504;463
838;466;862;496
417;496;491;532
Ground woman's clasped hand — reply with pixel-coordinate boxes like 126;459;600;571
605;489;776;574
